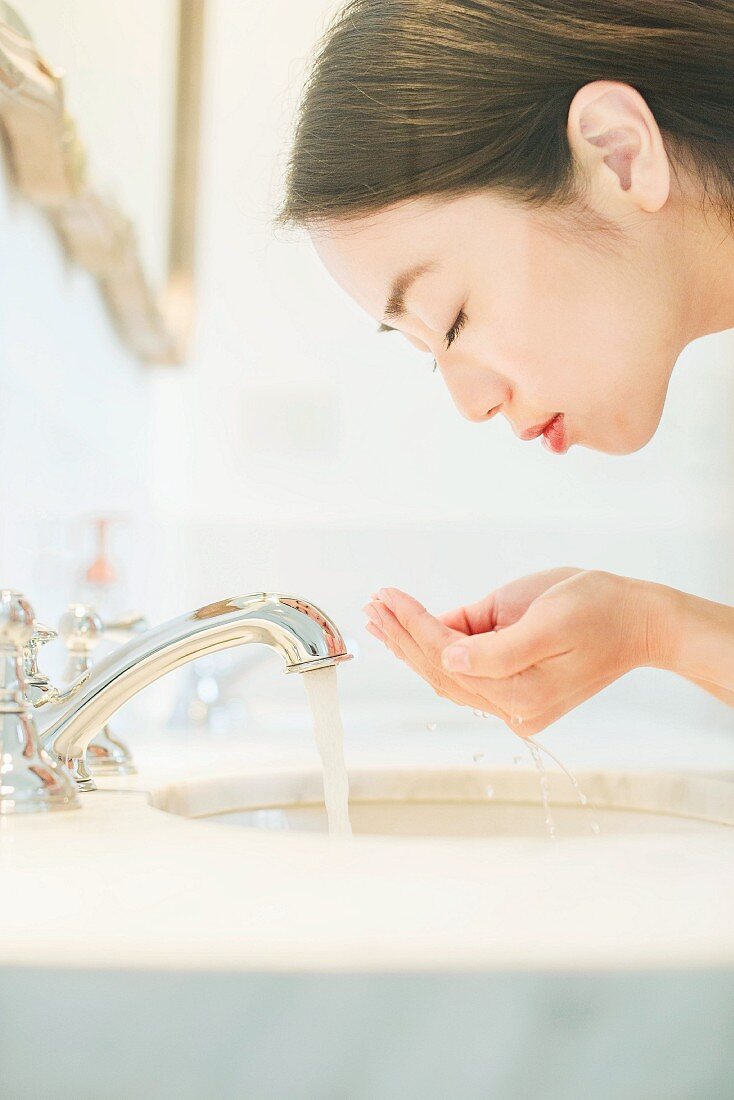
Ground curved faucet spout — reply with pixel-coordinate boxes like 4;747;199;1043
39;593;352;792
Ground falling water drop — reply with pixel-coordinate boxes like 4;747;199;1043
527;740;556;840
530;737;600;836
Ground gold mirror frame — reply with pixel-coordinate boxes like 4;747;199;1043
0;1;205;365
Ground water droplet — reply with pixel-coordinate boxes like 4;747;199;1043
529;737;597;834
472;752;485;763
472;709;484;718
425;722;437;732
528;740;556;840
591;822;601;835
484;785;494;798
513;755;524;765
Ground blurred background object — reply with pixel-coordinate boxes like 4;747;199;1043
0;0;204;363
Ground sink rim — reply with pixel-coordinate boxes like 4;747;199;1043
149;764;734;832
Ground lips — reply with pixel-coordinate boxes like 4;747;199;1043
541;413;568;454
519;413;569;454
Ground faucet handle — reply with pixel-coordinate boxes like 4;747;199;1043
23;618;91;708
58;604;105;658
58;605;147;654
0;590;36;654
24;622;57;669
23;622;57;703
0;590;78;812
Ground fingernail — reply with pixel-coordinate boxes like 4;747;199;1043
377;588;393;609
442;645;469;672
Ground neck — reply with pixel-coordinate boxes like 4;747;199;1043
674;184;734;342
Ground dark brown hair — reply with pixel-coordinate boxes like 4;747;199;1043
275;0;734;234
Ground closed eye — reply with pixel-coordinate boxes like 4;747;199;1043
444;309;467;350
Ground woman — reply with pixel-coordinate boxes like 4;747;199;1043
275;0;734;736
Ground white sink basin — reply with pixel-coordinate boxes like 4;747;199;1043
151;766;734;839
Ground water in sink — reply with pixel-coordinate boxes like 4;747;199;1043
302;664;352;836
158;764;734;839
208;798;727;838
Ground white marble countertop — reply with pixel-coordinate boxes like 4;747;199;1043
3;697;734;974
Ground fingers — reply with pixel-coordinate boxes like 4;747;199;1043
365;599;510;718
364;621;389;646
437;595;498;636
365;611;409;665
376;588;459;667
437;608;472;633
376;603;494;712
435;569;583;637
441;601;569;679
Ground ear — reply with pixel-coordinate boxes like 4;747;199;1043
567;80;670;215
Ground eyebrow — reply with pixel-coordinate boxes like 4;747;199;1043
376;261;437;333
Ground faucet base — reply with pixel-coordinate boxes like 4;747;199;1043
63;751;98;793
0;713;80;813
86;724;137;777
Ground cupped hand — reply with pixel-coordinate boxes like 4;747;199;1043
363;568;665;736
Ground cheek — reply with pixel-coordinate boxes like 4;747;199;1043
486;275;590;391
495;283;662;387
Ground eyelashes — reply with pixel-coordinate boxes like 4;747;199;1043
444;309;467;350
377;309;466;366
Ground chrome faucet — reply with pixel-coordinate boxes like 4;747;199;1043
0;591;79;813
38;592;352;792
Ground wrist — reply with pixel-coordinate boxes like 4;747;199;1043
631;578;680;670
649;585;734;692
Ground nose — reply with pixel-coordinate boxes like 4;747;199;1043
440;362;510;423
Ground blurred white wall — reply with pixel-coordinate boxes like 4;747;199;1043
0;167;154;625
0;0;181;628
150;0;734;728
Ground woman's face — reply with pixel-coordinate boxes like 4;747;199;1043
311;189;687;455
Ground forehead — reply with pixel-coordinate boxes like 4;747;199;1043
310;193;493;320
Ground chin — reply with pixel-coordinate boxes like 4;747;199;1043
583;410;664;456
593;437;653;456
